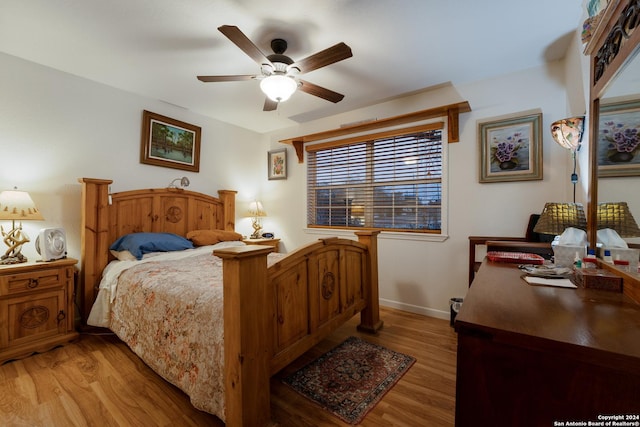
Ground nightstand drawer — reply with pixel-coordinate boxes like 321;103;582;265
0;267;65;296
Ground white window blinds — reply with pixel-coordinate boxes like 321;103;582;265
307;124;443;233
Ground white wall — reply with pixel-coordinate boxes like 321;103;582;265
267;60;579;319
0;48;586;321
0;52;267;262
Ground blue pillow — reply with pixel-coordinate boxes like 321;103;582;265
109;232;194;260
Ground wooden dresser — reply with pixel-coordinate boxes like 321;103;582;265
0;258;79;364
455;260;640;426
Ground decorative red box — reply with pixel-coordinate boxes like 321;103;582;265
574;268;623;292
486;251;545;265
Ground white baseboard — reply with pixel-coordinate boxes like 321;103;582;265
380;298;449;321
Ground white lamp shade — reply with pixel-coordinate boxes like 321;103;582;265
248;201;266;217
0;190;45;221
260;75;297;102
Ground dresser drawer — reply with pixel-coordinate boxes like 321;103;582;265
0;267;65;296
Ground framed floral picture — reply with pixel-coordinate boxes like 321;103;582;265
140;110;201;172
598;99;640;177
478;111;543;183
268;148;287;180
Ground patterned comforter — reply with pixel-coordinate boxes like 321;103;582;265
89;244;283;421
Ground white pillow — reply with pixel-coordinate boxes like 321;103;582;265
110;249;137;261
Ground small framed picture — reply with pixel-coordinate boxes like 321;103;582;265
598;99;640;177
478;110;543;183
140;110;201;172
268;148;287;180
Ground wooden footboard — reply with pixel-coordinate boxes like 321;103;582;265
214;231;382;427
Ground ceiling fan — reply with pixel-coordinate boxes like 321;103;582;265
197;25;353;111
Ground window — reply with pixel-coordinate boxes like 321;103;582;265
307;123;444;233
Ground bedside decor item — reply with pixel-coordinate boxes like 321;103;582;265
597;99;640;177
282;336;415;424
36;227;67;261
268;148;287;180
478;110;543;183
140;110;201;172
248;201;267;239
533;202;587;236
168;176;190;188
0;189;45;264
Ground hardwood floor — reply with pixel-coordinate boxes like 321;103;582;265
0;307;457;426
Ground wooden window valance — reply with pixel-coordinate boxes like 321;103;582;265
279;101;471;163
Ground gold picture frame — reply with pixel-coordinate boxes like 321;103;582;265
478;110;543;183
140;110;201;172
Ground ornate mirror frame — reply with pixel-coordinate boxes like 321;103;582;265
586;0;640;298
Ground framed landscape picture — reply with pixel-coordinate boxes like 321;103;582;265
140;110;201;172
478;110;543;183
597;99;640;177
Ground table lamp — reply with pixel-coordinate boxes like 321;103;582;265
533;202;587;235
597;202;640;237
0;189;45;264
248;201;267;239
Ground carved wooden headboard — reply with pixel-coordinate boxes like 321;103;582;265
78;177;237;323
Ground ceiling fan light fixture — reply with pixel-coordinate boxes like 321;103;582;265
260;74;297;102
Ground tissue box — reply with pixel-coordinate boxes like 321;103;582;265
553;244;586;268
574;268;623;292
606;247;640;271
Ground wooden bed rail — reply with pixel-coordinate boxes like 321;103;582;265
214;230;382;427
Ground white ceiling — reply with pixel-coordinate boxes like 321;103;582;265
0;0;583;134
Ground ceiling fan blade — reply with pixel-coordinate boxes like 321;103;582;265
299;80;345;103
290;42;352;74
218;25;273;67
197;75;255;82
263;98;278;111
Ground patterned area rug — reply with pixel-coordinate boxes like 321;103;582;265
282;336;416;425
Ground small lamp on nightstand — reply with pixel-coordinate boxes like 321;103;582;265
248;201;267;239
0;189;45;264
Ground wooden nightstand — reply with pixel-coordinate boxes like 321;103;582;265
243;238;281;253
0;258;79;364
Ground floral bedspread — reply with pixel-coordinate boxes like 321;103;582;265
107;250;284;421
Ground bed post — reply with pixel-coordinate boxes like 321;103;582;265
78;178;113;324
218;190;236;231
355;230;384;333
214;245;274;427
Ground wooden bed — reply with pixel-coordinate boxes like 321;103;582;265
78;177;383;426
